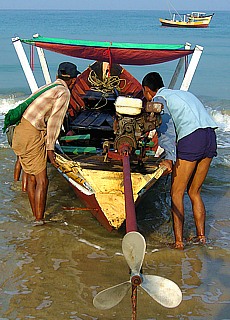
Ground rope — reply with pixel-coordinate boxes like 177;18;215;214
88;70;126;93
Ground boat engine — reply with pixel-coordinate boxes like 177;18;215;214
113;96;163;154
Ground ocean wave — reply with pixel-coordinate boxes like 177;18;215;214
210;108;230;152
213;154;230;168
211;109;230;133
0;96;229;145
0;95;25;116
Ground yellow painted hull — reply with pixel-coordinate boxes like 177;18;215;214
55;153;165;230
159;16;212;28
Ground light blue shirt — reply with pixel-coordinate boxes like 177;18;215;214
154;87;217;162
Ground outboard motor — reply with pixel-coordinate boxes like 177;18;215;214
114;96;163;155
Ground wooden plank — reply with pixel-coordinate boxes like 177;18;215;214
79;112;100;127
105;114;114;128
61;146;96;154
71;110;91;125
73;82;86;95
60;146;80;152
146;151;156;156
97;125;114;131
60;134;90;141
72;110;114;129
71;91;85;108
90;113;108;127
73;147;97;154
78;72;91;91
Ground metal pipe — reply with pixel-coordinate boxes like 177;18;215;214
168;42;191;89
12;37;38;93
131;285;137;320
122;151;137;233
180;45;203;91
36;47;52;84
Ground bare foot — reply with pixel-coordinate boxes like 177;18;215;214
187;235;206;245
170;241;184;250
31;220;45;227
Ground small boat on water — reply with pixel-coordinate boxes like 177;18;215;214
11;35;204;231
160;12;214;28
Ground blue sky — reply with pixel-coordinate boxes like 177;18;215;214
0;0;230;11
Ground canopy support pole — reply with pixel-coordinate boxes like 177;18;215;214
12;37;38;93
36;47;52;84
33;33;52;84
168;42;191;89
180;45;203;91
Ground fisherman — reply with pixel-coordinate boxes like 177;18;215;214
12;62;80;226
14;156;28;192
142;72;217;249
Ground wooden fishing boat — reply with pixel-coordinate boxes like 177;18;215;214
12;35;204;231
160;12;214;28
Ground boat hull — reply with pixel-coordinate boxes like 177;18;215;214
55;153;164;231
69;183;115;232
159;18;210;28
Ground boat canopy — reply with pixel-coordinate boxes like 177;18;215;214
20;35;194;66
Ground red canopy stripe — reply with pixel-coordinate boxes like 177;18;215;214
33;41;193;66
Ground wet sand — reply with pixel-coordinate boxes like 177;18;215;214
1;149;230;319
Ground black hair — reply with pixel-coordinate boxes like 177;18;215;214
142;72;164;91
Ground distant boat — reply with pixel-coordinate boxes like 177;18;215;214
159;12;214;28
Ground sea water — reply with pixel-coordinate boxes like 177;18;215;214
0;10;229;319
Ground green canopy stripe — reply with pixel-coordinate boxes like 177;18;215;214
21;36;185;51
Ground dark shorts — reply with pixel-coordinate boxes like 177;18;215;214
177;128;217;161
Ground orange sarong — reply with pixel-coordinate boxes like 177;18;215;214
12;117;47;175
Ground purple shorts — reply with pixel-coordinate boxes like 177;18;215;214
177;128;217;161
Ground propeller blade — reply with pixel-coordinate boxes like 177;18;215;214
122;231;146;274
93;281;131;310
141;274;182;308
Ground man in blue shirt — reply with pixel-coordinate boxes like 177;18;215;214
142;72;217;249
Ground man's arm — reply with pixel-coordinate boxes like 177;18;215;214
154;96;177;173
46;89;70;151
47;150;59;168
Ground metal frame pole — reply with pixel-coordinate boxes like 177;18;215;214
12;37;38;93
180;45;203;91
168;42;191;89
36;47;52;84
33;33;52;84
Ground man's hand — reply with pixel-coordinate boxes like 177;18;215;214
47;150;58;168
159;159;173;175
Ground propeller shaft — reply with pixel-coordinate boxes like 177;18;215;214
122;151;137;233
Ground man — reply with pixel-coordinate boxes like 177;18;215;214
142;72;217;249
12;62;80;226
14;156;28;192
